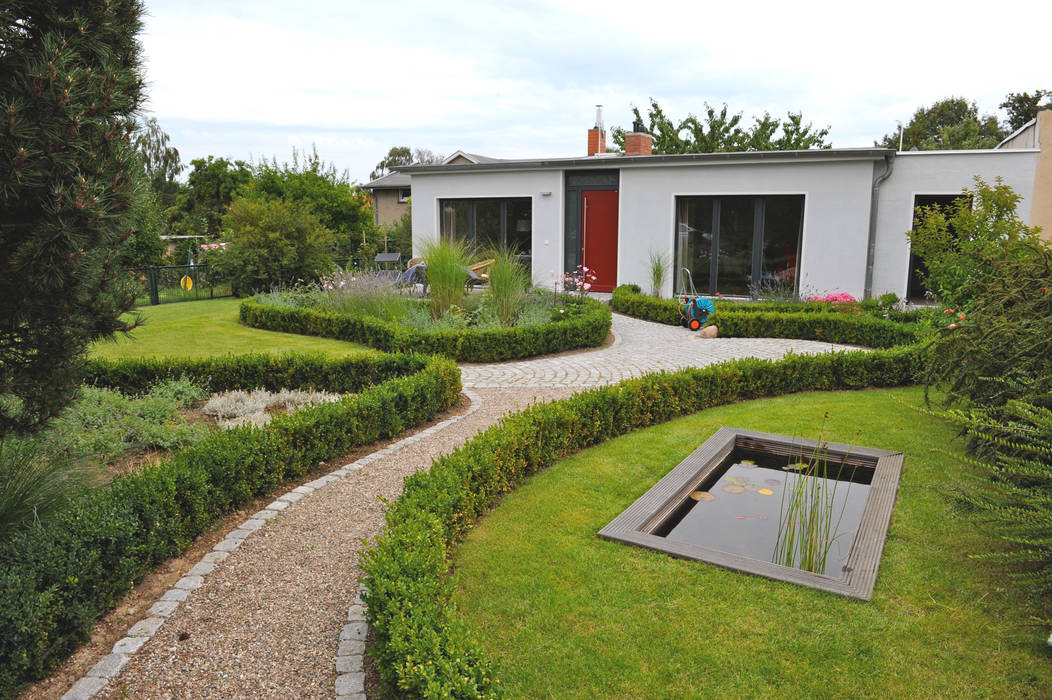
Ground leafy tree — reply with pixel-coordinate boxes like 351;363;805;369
0;0;145;437
611;98;830;154
877;97;1006;150
213;197;335;296
243;145;376;262
909;177;1044;310
132;116;182;208
369;146;443;180
371;146;412;180
1000;90;1051;132
168;155;252;238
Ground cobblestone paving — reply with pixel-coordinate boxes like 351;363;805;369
461;313;860;388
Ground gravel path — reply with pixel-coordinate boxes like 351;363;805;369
63;313;861;699
93;388;576;700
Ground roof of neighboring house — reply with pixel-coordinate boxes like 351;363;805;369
441;150;505;165
397;148;896;174
996;117;1039;149
364;171;411;190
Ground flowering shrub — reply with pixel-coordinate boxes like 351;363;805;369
807;292;857;303
559;264;598;295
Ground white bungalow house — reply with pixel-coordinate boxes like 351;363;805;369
397;110;1051;299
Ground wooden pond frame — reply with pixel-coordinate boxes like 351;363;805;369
598;427;904;600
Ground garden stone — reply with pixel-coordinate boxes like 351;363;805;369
174;575;204;590
336;655;363;673
187;562;215;577
340;622;368;640
335;672;365;695
86;653;130;678
338;639;365;656
148;600;180;617
61;676;108;700
112;636;149;655
127;617;166;637
700;325;718;338
161;588;189;602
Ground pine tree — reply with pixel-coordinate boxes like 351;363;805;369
0;1;145;437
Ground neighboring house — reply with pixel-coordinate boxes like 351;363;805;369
363;171;412;228
398;109;1052;299
364;151;504;228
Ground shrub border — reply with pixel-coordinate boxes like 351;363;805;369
360;346;922;698
238;295;613;362
0;352;461;698
611;284;921;349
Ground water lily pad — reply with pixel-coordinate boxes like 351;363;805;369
735;515;747;519
783;462;809;472
765;478;781;487
739;460;757;469
757;488;774;495
689;491;714;501
722;484;746;494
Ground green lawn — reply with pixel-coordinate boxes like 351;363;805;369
450;387;1052;699
90;298;374;360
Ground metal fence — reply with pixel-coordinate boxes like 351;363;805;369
129;265;232;306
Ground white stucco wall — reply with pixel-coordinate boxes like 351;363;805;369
871;150;1039;298
618;160;878;298
409;169;565;287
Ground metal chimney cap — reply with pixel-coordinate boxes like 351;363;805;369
594;105;604;131
632;119;647;133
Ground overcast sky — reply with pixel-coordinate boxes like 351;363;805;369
139;0;1050;184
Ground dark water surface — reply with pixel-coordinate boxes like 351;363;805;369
657;452;872;578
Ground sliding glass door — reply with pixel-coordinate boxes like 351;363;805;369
675;195;804;297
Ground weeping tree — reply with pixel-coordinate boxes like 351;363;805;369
0;0;146;438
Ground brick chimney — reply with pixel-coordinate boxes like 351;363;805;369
625;118;653;156
587;105;606;155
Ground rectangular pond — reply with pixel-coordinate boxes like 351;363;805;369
599;428;904;600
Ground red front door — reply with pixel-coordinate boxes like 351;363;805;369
582;190;618;292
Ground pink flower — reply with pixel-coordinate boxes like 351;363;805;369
583;283;591;290
943;308;954;314
947;323;957;329
958;313;966;320
558;309;565;314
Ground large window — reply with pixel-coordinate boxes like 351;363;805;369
675;195;803;297
440;198;532;256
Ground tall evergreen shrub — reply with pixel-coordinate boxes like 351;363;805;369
0;1;145;436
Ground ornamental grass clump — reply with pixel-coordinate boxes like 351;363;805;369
422;238;471;319
486;248;531;327
0;439;96;545
648;251;669;298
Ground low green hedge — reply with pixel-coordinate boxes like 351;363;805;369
360;346;922;698
84;352;422;395
0;353;461;699
239;296;612;363
611;285;921;348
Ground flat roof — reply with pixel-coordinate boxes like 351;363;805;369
396;148;895;174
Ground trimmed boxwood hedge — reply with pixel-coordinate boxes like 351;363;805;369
239;295;612;363
0;352;460;699
611;285;921;348
360;346;922;698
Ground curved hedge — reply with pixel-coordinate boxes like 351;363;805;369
0;352;460;698
611;285;921;348
360;346;921;698
239;296;612;363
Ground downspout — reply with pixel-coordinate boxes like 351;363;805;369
864;153;894;299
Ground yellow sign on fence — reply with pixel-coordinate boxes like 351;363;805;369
180;275;193;291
